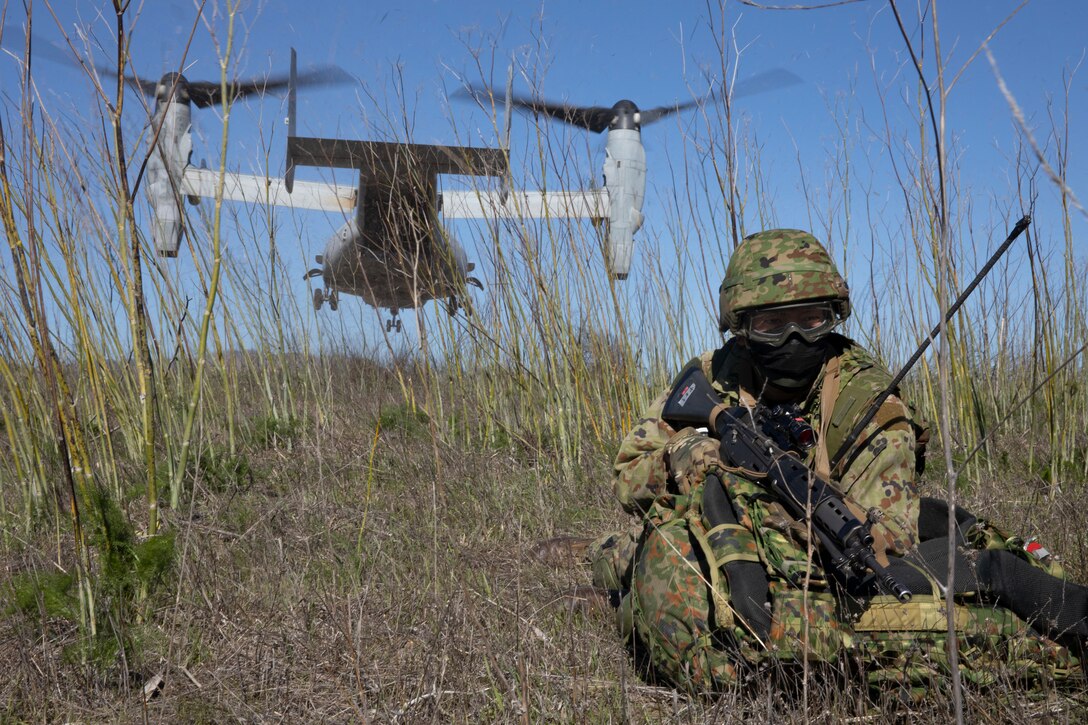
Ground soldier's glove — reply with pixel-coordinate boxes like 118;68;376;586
663;428;723;495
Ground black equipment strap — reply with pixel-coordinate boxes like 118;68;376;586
703;474;772;642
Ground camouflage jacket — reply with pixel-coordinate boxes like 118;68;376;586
613;334;926;555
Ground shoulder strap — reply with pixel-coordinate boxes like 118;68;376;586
823;342;892;473
814;354;841;480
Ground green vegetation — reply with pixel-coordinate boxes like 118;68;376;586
247;413;303;450
1;2;1086;723
377;403;430;437
196;446;254;493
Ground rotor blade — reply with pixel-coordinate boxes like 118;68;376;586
462;66;801;135
639;69;802;126
637;95;707;127
462;84;614;133
96;68;161;97
519;99;615;133
186;65;355;108
730;68;803;100
3;26;161;97
126;74;161;96
511;94;615;133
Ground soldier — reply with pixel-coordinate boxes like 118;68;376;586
585;228;1086;693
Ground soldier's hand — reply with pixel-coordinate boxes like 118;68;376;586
663;429;722;494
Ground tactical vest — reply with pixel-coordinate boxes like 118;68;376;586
704;335;929;477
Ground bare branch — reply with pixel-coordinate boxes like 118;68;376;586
986;45;1088;220
887;0;946;229
946;0;1028;94
737;0;867;9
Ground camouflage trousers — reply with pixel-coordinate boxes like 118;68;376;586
588;479;1082;694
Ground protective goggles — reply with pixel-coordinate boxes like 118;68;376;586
742;302;840;346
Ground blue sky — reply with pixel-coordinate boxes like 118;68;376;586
2;1;1086;357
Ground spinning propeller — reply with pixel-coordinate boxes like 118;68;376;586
463;68;801;133
107;64;354;109
460;67;802;279
489;93;705;133
1;26;354;109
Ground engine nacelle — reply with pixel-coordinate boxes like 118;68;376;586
147;101;194;257
602;127;646;279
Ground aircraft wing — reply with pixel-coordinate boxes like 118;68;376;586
181;166;356;212
440;190;609;221
285;136;609;222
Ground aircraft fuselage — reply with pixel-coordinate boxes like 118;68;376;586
291;137;499;319
317;210;471;313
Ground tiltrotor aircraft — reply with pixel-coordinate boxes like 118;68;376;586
138;49;795;332
138;51;613;331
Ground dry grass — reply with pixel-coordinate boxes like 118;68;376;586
2;361;1087;723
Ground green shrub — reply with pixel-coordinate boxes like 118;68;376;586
378;403;430;437
248;414;303;449
197;446;254;493
7;570;78;621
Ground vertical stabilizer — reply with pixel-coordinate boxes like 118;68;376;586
285;47;298;192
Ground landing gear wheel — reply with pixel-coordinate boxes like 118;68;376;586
447;295;460;317
328;290;339;311
312;288;324;311
386;319;393;333
396;319;402;332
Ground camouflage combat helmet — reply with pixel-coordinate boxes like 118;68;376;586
719;229;850;333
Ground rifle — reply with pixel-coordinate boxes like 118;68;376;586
662;362;913;603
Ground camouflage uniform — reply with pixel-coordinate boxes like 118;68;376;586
589;229;1079;694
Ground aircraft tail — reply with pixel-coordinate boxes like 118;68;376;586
285;47;298;192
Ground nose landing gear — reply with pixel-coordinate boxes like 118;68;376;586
306;264;338;312
312;287;338;311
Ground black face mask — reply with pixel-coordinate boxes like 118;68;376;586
748;335;830;391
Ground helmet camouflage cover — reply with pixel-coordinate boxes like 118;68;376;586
719;229;850;333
